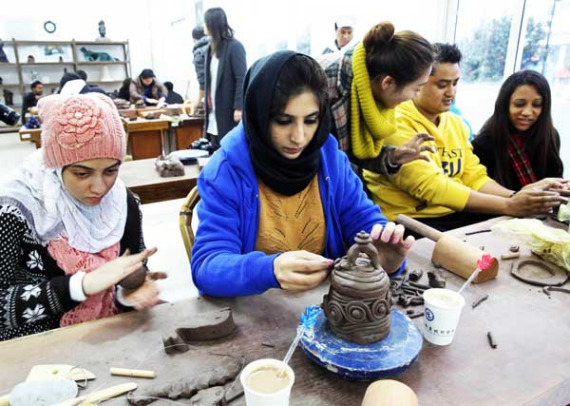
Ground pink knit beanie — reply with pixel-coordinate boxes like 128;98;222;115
39;93;126;168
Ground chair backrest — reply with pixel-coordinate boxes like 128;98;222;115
179;186;200;261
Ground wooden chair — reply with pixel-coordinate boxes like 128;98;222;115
179;186;200;261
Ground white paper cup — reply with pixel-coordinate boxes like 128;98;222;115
422;288;465;345
240;358;295;406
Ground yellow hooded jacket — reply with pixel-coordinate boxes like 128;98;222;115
364;100;493;221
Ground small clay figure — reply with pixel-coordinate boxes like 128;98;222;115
80;46;118;62
155;154;185;178
509;245;520;253
427;270;446;288
322;231;391;344
98;20;107;38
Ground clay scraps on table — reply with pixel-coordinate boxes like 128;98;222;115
390;270;428;308
427;270;446;288
127;357;246;406
163;307;236;354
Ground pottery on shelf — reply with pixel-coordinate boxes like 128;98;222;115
322;231;391;344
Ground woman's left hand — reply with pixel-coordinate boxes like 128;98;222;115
523;177;569;191
370;222;414;274
122;273;166;310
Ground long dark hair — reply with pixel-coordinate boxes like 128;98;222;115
478;70;563;186
204;7;234;58
363;21;434;88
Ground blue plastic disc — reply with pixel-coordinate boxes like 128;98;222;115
299;306;422;381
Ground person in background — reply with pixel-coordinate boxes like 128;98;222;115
192;26;209;113
129;69;167;107
59;72;106;95
322;16;355;55
117;78;132;102
21;80;43;124
0;93;163;341
202;7;247;150
319;21;436;177
473;70;566;191
365;43;565;233
191;51;414;297
163;81;184;104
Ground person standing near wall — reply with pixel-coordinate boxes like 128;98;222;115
203;7;247;150
191;26;209;114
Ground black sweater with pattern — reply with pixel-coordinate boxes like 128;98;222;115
0;191;145;341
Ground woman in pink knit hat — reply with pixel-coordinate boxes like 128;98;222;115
0;93;164;341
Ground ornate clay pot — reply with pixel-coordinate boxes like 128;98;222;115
322;231;391;344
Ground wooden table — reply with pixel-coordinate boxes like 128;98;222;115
122;118;170;160
18;126;42;148
170;116;204;150
1;217;569;405
119;158;200;204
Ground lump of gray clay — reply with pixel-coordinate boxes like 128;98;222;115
127;357;245;406
428;270;446;288
163;307;236;354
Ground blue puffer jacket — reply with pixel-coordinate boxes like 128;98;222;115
191;122;401;297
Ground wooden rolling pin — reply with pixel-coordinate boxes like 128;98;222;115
396;214;498;283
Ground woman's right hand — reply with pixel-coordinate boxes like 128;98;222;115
273;251;334;291
82;248;158;296
505;189;562;217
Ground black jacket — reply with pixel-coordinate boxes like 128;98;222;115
204;38;247;137
193;36;209;91
472;130;563;190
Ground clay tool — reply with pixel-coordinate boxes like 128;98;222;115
278;326;304;378
501;252;520;260
55;382;138;406
109;368;155;379
396;214;499;283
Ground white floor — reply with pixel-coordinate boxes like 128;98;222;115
0;131;197;303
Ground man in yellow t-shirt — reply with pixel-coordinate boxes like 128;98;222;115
364;43;562;232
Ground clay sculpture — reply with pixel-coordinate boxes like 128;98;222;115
322;231;391;344
155;154;185;178
163;307;236;354
80;47;118;61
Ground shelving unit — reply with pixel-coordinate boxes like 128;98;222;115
0;38;131;132
0;38;130;116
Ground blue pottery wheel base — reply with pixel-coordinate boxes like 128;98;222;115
299;306;422;381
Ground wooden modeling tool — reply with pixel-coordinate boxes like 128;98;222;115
109;368;155;379
396;214;499;283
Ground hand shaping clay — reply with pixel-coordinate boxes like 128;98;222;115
163;307;236;354
322;231;391;344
